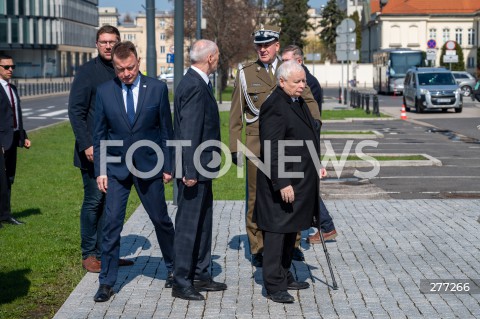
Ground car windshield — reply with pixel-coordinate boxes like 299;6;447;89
417;73;456;86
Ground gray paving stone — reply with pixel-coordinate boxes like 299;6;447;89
54;200;480;319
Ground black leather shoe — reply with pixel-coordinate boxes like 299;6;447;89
172;285;205;300
193;279;227;292
165;271;173;288
267;290;294;303
4;217;24;225
94;284;113;302
251;253;263;267
288;281;310;290
292;247;304;261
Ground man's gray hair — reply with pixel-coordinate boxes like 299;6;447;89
190;39;218;64
277;60;305;84
282;44;304;60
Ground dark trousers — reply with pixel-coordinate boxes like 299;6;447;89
319;197;335;232
99;175;175;287
0;148;10;219
173;180;213;288
0;135;18;221
262;231;296;294
80;169;105;259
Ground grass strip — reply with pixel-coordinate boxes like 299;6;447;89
322;108;389;120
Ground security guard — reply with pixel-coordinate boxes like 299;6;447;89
229;25;321;267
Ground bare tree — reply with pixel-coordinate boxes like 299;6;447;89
202;0;258;98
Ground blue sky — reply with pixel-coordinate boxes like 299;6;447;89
98;0;328;14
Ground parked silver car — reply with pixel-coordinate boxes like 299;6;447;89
403;67;462;113
452;71;476;97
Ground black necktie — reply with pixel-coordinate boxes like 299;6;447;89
208;81;213;91
126;84;135;125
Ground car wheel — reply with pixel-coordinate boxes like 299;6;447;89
403;97;410;111
454;107;463;113
461;86;472;97
415;98;424;113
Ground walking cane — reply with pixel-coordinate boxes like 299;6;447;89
317;171;339;290
318;226;338;290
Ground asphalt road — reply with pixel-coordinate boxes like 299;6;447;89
322;88;480;199
22;93;69;131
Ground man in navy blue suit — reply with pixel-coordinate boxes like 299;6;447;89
172;39;226;300
93;41;175;302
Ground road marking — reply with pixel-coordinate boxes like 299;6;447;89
373;175;480;179
28;117;47;119
39;110;68;117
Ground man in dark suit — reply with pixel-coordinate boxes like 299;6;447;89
281;45;338;244
92;41;175;302
0;54;30;227
255;60;323;303
68;25;134;273
172;39;226;301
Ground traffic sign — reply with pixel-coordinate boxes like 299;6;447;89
336;50;359;62
443;55;458;63
336;42;356;51
336;18;356;34
427;39;436;49
166;53;174;63
445;40;456;50
336;33;356;44
426;49;436;60
445;50;456;56
306;53;321;61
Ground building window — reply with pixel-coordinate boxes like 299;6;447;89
6;0;15;14
428;28;436;40
124;34;136;41
0;18;7;43
468;57;475;68
159;20;165;28
160;33;166;40
442;28;450;43
160;46;165;53
11;17;19;43
455;28;462;45
468;28;476;46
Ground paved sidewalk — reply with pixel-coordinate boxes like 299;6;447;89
55;200;480;319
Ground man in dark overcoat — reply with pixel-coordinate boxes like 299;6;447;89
254;61;321;303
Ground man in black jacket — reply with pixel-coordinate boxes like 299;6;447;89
68;25;133;272
0;54;30;227
281;45;338;243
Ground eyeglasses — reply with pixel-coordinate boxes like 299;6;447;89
0;65;16;70
97;41;118;47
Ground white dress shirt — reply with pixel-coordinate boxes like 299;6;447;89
0;78;19;131
121;75;140;112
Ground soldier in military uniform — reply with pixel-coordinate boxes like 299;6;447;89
229;25;321;267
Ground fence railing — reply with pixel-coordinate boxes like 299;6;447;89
11;78;73;97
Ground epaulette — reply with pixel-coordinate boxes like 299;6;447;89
239;61;256;70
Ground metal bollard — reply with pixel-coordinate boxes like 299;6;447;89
365;94;370;114
338;86;342;103
373;94;380;116
343;88;347;105
361;93;365;110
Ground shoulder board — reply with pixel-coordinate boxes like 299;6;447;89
239;61;256;70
